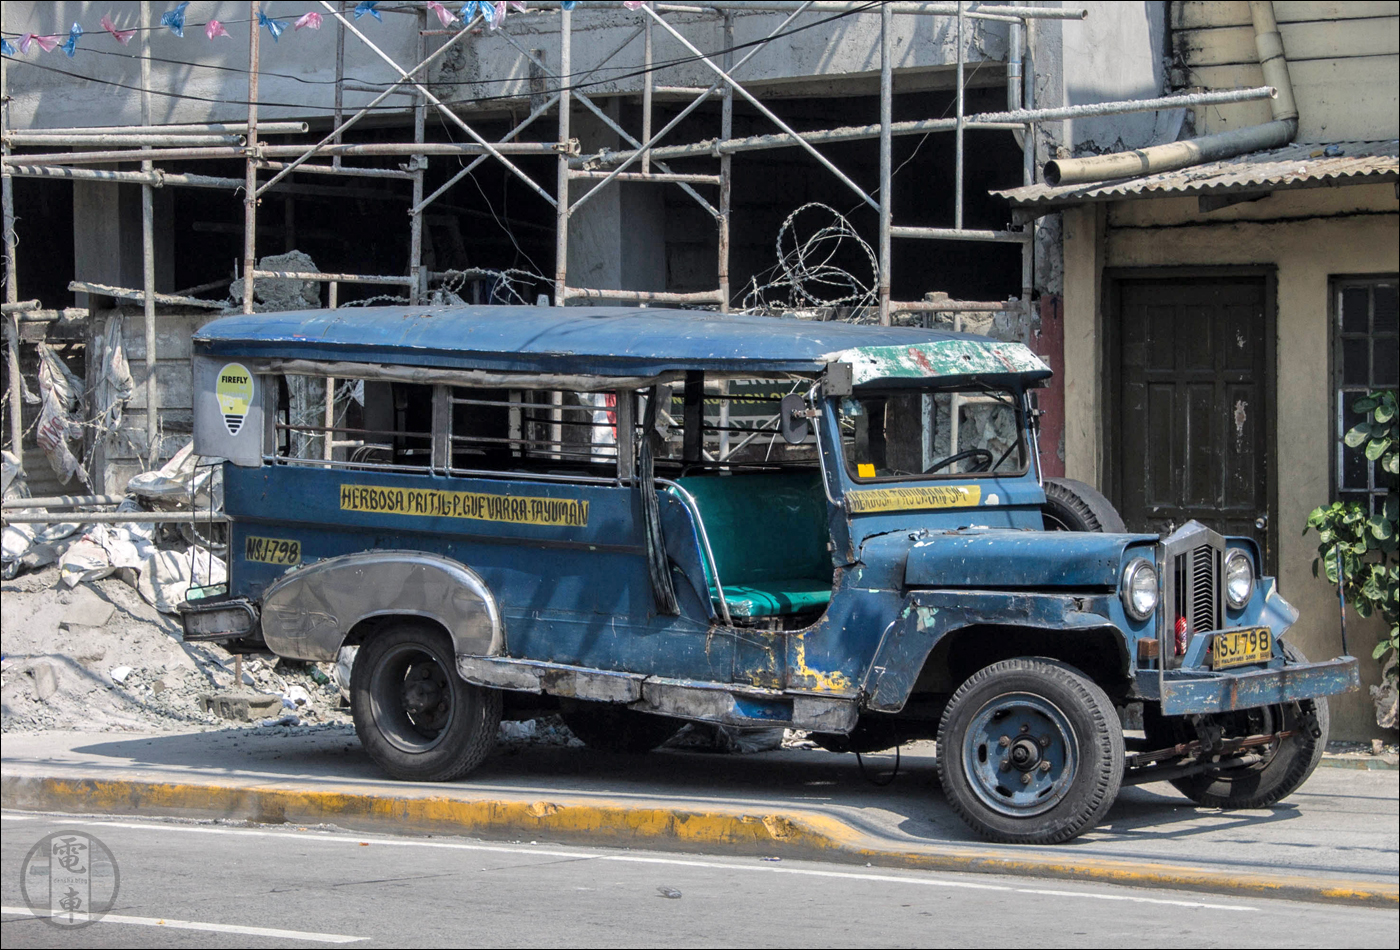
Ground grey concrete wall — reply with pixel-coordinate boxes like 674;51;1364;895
3;3;1012;131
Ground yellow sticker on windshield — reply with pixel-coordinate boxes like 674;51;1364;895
857;463;876;479
847;484;982;513
216;362;254;436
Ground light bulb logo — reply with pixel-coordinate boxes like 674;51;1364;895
216;363;254;436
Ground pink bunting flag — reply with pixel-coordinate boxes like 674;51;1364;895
508;1;528;10
294;11;323;30
205;19;231;39
426;1;457;25
623;1;645;8
101;14;136;45
21;33;61;54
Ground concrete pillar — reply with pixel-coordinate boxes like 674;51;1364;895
72;180;173;308
565;101;666;302
1061;202;1105;487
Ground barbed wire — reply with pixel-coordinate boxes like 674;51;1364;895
736;202;878;320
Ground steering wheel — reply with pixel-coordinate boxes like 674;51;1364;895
924;448;993;474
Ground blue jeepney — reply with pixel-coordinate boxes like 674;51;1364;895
181;305;1359;844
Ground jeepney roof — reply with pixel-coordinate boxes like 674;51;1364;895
193;305;1051;385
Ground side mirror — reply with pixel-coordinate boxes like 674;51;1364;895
780;393;811;445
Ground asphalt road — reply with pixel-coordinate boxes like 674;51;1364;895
2;812;1396;949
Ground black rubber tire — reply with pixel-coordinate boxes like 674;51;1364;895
1152;644;1329;809
1042;477;1127;533
936;658;1125;845
561;705;684;754
350;623;501;782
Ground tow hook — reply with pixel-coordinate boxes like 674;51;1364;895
1189;714;1224;754
1296;701;1323;740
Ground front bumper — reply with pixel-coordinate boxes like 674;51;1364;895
1139;655;1360;715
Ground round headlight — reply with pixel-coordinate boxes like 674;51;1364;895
1225;548;1255;609
1121;557;1158;622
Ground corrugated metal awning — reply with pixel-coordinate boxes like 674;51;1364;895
994;140;1398;210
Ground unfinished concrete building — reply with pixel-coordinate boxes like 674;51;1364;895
2;1;1395;738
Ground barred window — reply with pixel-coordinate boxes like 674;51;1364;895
1333;277;1398;514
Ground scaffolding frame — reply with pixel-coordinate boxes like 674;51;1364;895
0;0;1277;481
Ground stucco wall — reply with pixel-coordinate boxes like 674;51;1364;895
1062;183;1399;739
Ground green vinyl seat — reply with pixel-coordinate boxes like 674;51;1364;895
672;471;833;619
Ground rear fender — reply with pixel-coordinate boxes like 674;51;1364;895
259;550;500;661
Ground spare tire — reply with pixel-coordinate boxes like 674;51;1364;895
1042;477;1126;533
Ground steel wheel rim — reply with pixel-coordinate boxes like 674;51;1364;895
962;691;1080;818
369;642;457;754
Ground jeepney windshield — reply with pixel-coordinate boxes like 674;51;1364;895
837;387;1026;480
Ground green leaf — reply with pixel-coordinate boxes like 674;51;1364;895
1353;395;1379;413
1384;453;1399;474
1344;426;1369;448
1372;515;1395;540
1376;402;1396;423
1377;641;1392;659
1385;494;1399;522
1366;438;1392;461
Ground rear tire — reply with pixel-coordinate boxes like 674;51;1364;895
1042;478;1126;533
351;623;501;781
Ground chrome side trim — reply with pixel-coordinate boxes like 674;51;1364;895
260;550;500;661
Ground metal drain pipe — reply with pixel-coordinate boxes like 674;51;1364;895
1043;1;1298;187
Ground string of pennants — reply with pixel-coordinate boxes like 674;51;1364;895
1;1;647;57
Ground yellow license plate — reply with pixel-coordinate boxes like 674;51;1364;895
244;535;301;566
1213;627;1273;670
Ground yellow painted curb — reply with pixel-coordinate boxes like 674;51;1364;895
3;773;1396;909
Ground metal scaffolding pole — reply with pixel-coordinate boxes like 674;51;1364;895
955;1;965;231
878;1;893;326
243;0;261;316
1;43;20;476
719;12;734;314
141;1;160;465
409;5;427;305
555;7;573;305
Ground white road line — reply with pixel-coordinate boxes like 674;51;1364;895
0;814;39;820
18;814;1256;911
1;906;364;944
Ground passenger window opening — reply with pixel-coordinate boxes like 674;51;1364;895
839;386;1026;481
447;387;622;478
271;373;433;471
640;375;821;476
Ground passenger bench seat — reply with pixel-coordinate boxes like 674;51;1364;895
672;472;833;619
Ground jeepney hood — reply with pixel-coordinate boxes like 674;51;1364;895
900;529;1159;590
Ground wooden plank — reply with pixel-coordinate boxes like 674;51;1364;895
1173;1;1396;30
1274;2;1400;23
1175;18;1397;68
1173;2;1250;31
1291;55;1400;141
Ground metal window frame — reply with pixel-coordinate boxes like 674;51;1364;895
1329;274;1400;514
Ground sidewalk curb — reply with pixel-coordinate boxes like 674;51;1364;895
3;772;1396;909
1319;755;1399;771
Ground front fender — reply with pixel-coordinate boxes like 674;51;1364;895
260;550;500;661
863;590;1125;713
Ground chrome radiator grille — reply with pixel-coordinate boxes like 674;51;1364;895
1159;522;1226;666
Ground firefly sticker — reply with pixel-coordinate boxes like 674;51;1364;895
216;363;254;436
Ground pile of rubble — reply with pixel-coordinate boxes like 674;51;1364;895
1;565;347;734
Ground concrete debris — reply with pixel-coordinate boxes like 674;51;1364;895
2;565;348;734
229;250;322;312
200;691;284;722
30;661;59;701
1372;654;1397;730
59;588;116;629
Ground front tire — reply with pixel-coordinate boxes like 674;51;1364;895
937;658;1124;844
351;623;501;781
